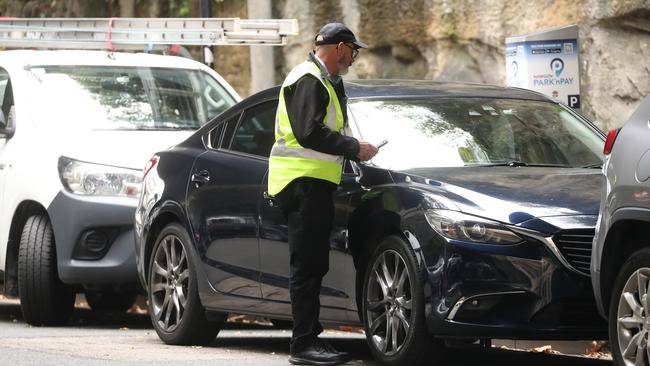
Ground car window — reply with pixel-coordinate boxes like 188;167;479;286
0;68;12;123
229;101;277;157
220;114;242;149
349;98;604;170
209;114;240;149
208;120;225;149
30;66;236;130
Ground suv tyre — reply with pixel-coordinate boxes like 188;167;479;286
609;247;650;366
18;214;75;326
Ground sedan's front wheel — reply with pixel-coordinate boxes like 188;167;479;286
610;248;650;366
148;223;223;345
362;235;444;365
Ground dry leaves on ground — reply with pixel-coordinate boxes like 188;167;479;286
529;345;561;355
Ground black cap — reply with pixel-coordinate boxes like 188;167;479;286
314;22;368;49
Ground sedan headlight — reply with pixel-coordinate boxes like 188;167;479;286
58;156;142;198
425;209;522;244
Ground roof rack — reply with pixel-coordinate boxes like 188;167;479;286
0;17;299;50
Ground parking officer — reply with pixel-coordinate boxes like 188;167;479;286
268;23;378;365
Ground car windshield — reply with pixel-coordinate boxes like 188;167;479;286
31;65;236;130
349;98;604;170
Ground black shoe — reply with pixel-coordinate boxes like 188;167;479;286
289;340;350;365
314;338;350;360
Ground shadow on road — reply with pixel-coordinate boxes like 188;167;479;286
212;335;612;366
0;300;152;329
0;300;612;365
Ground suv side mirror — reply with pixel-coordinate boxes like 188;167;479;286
0;106;15;139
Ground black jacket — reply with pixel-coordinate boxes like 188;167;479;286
282;52;360;160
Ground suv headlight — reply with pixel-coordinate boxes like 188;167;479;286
425;209;522;244
58;156;142;198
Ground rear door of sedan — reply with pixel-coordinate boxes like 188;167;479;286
185;101;275;300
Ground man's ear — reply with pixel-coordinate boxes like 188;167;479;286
336;42;344;56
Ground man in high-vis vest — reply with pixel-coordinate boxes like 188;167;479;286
268;23;378;365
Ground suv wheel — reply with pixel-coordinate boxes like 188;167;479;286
148;223;223;345
86;290;137;313
362;235;444;365
610;247;650;366
18;214;75;326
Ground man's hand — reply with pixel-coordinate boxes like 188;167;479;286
357;140;378;161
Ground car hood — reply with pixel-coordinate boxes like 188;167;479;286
59;130;194;171
392;166;602;225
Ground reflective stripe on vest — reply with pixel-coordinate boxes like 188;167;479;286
268;61;345;195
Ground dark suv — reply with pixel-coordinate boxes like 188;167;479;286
592;95;650;366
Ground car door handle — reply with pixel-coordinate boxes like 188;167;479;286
191;170;210;185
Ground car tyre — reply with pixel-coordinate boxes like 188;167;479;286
148;222;222;345
86;290;137;313
362;235;444;366
18;214;75;326
609;247;650;366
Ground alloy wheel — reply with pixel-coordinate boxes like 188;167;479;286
617;268;650;366
365;249;413;356
150;234;189;333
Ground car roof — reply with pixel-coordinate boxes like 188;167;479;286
0;49;207;70
344;79;552;101
248;79;553;103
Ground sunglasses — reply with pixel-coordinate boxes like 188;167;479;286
341;43;359;59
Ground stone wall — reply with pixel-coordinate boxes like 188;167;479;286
276;0;650;130
0;0;646;129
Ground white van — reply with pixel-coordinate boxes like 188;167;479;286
0;50;240;325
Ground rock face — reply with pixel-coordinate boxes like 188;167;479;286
276;0;650;130
0;0;646;129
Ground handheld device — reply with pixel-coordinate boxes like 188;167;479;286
377;140;388;148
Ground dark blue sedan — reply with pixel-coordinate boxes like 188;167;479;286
135;80;607;365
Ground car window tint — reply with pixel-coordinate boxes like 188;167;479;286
208;120;225;148
221;114;242;149
230;101;278;157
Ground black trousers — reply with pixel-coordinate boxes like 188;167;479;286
276;177;337;354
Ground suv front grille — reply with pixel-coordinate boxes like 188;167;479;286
552;229;595;276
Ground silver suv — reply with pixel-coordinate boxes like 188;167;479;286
592;95;650;366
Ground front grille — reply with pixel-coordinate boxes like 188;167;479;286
553;229;595;276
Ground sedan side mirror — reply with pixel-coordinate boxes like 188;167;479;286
0;106;15;139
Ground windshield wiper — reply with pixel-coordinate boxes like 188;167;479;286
470;161;570;168
580;163;603;169
108;126;197;131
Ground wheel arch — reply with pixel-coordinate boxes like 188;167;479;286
4;200;47;297
348;206;425;322
600;218;650;316
142;202;189;287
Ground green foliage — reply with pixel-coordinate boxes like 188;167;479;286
179;0;190;16
441;11;459;41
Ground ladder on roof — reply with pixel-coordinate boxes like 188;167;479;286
0;17;299;50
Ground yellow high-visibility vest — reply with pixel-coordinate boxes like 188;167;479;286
268;61;345;195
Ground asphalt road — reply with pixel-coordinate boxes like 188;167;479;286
0;299;612;366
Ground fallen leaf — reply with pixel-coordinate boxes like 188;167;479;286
530;345;559;354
